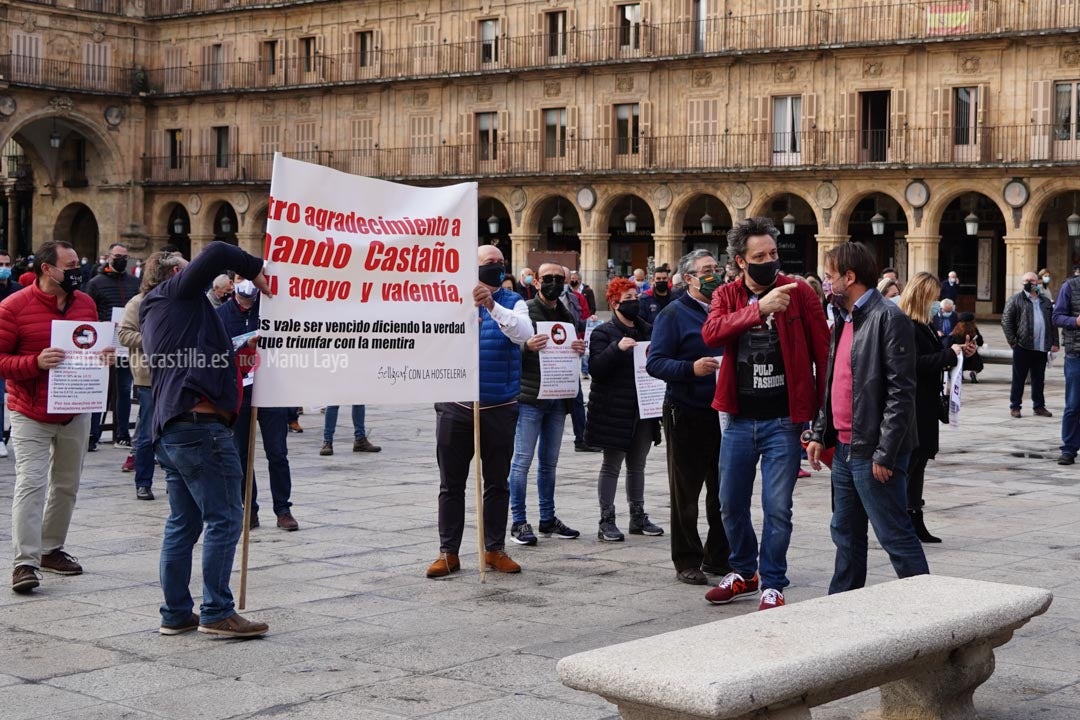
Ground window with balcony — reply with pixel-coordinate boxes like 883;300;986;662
772;95;802;163
547;11;567;58
83;42;110;89
356;31;374;68
545;108;567;158
692;0;707;52
167;129;183;170
618;4;641;49
199;43;224;89
615;103;640;155
477;112;498;161
301;37;316;73
294;121;317;161
260;41;277;77
953;86;979;144
414;24;436;74
860;90;890;162
480;19;499;64
1055;81;1079;141
12;32;42;83
214;126;229;168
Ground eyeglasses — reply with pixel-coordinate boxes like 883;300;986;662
540;275;565;283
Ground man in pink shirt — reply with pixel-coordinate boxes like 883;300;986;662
807;242;928;594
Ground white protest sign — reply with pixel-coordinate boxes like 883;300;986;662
110;307;129;359
633;341;666;419
948;353;964;428
252;154;479;407
536;321;579;399
47;320;113;413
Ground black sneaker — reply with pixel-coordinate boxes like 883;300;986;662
136;486;155;501
87;441;98;453
510;522;538;546
1058;454;1075;466
538;517;580;539
114;439;132;449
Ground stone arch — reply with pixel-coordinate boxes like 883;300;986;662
745;185;825;230
154;200;189;237
831;186;915;233
521;190;578;234
667;190;736;234
920;181;1013;237
53;202;99;260
199;197;238;238
1022;178;1080;238
1;109;125;185
592;190;657;234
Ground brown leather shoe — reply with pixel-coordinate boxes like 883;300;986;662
426;552;460;578
319;442;333;456
198;613;268;638
1010;409;1022;418
276;512;299;531
40;549;82;575
484;550;521;574
353;437;382;453
1034;407;1053;417
11;565;40;594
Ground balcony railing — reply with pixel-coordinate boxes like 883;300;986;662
137;1;1080;93
0;54;135;95
138;125;1080;185
74;0;126;14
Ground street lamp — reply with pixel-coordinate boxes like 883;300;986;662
49;118;61;149
551;211;564;234
624;211;637;234
221;215;232;234
871;211;886;236
487;214;499;235
1068;212;1080;238
964;211;979;237
700;212;714;235
172;217;184;235
782;212;796;236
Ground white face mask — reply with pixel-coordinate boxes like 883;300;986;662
949;278;957;285
1043;276;1050;284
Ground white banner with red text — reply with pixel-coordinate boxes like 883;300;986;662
251;154;479;407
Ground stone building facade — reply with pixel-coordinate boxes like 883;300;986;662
2;0;1080;312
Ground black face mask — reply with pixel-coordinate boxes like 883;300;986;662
540;278;564;301
53;267;82;294
1023;282;1036;294
745;259;781;288
617;299;640;321
111;256;128;273
478;263;505;288
569;280;580;288
654;281;669;294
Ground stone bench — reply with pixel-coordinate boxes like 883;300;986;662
557;575;1051;720
979;346;1012;365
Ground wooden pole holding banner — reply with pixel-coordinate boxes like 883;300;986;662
238;407;259;609
474;401;486;584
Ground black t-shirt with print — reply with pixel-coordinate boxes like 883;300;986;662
735;306;789;420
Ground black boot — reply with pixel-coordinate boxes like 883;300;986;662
908;509;941;544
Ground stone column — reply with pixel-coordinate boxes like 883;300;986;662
508;233;541;273
188;234;214;259
905;235;942;278
813;234;849;274
578;232;610;309
1003;235;1041;297
652;233;684;271
5;187;19;254
237;232;264;257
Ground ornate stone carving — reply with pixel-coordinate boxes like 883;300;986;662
188;194;202;215
1064;48;1080;67
815;182;839;210
296;97;311;114
91;23;106;43
652;184;673;211
730;183;752;210
0;96;16;118
234;192;250;214
166;106;179;121
353;95;368;110
477;85;493;102
509;187;527;212
414;90;429;107
544;80;561;97
959;55;980;74
774;64;797;82
103;106;125;127
616;75;634;92
214;104;226;119
692;70;713;88
263;100;276;115
48;96;74;114
863;61;883;78
48;35;78;62
21;13;36;34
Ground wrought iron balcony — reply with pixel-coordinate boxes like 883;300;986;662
138;125;1080;186
0;54;136;95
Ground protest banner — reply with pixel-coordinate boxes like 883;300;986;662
633;341;666;419
110;308;129;359
948;353;965;428
536;321;579;399
47;320;112;413
251;153;479;408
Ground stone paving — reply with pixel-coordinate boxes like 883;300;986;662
0;326;1077;719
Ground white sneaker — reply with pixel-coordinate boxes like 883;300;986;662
0;441;8;458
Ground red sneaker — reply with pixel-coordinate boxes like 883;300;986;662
796;468;811;478
705;572;759;605
121;454;135;473
758;588;786;610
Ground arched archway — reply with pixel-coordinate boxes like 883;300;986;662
843;192;909;278
673;193;733;265
165;203;192;258
606;194;654;278
1032;187;1080;292
212;203;238;245
753;193;819;275
53;203;99;260
479;197;511;267
938;192;1009;313
534;194;581;256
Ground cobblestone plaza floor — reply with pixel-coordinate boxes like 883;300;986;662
0;327;1077;719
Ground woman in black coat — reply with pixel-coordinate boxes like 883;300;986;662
898;272;976;544
586;278;663;542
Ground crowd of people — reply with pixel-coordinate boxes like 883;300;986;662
2;217;1079;640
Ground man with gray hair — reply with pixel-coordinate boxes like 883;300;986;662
647;249;730;585
206;274;234;308
1003;271;1059;419
931;297;958;345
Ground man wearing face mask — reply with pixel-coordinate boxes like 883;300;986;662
428;245;533;579
806;242;928;595
701;217;829;611
0;241;115;593
1002;271;1059;419
939;270;960;302
86;243;140;453
517;267;538;300
647;250;730;586
507;263;585;546
206;274;234;309
640;266;674;324
569;271;596;317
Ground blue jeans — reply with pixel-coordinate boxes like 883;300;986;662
90;364;134;443
133;386;155;489
1061;355;1080;458
233;406;293;516
156;420;243;626
718;416;802;591
323;405;366;443
509;400;566;525
571;386;586;445
829;443;929;595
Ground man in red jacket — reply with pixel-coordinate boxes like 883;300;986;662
701;217;829;611
0;241;114;593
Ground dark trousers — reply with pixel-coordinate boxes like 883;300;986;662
663;402;729;573
233;405;293;516
906;446;931;511
571;386;586;445
435;401;517;554
1010;346;1048;410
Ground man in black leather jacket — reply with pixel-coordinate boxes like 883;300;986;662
807;242;928;594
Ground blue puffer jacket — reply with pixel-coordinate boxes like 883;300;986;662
479;287;523;405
